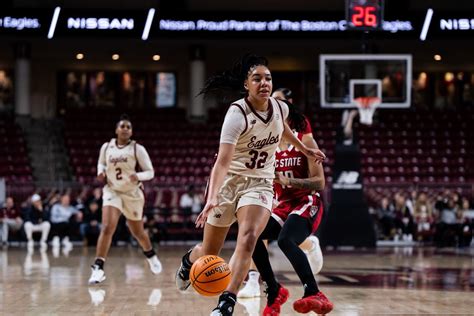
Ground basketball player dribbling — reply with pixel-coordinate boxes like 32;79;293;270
251;98;333;315
88;114;162;284
174;54;326;316
237;89;324;304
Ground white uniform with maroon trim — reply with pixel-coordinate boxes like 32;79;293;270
207;97;288;227
97;138;154;220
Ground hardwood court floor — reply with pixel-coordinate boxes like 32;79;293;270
1;244;473;315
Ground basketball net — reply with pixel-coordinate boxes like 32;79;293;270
354;97;380;126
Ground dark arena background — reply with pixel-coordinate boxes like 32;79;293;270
0;0;473;315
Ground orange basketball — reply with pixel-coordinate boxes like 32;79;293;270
190;255;231;296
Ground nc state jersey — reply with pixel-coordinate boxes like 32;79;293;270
274;132;311;201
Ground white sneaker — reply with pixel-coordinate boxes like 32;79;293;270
88;288;106;306
304;235;323;274
237;279;261;298
146;255;162;274
27;240;34;250
89;265;106;284
237;297;260;316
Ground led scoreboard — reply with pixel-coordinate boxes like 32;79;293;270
346;0;384;30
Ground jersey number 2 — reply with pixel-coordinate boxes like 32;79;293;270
115;168;122;180
245;150;268;169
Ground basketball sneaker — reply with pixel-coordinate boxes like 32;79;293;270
210;291;236;316
293;291;333;314
88;265;106;284
146;255;163;274
237;271;261;298
263;284;289;316
175;249;193;291
304;235;323;274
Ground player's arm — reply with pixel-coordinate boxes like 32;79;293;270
195;105;242;228
133;145;154;182
276;138;325;191
278;102;325;163
96;142;108;182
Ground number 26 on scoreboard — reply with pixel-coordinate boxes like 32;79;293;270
346;0;384;30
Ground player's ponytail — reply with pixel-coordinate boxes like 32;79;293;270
198;53;268;98
282;99;308;133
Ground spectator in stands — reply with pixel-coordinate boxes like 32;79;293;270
49;193;81;250
435;197;459;247
393;192;415;242
413;192;434;242
87;187;103;207
455;198;472;247
376;197;396;240
179;185;194;220
45;188;62;208
405;190;418;215
434;189;451;214
0;196;23;245
179;185;204;228
80;199;102;246
23;194;51;250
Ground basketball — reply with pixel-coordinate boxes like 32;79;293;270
190;255;231;296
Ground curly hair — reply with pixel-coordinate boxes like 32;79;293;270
198;53;269;98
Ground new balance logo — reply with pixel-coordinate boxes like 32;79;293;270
214;214;221;218
333;171;362;189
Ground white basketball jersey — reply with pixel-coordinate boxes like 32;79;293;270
103;139;141;193
228;97;286;179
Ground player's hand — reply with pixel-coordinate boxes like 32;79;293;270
302;147;326;164
97;173;106;183
129;174;139;183
195;198;218;229
274;172;290;186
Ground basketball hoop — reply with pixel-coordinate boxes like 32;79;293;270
354;97;380;125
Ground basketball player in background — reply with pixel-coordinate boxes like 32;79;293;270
237;88;324;302
252;97;333;315
175;54;326;316
89;114;162;284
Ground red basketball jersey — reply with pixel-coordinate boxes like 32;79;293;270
274;132;311;202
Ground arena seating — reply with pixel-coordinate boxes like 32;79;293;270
0;118;34;201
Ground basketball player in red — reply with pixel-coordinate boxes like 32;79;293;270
251;99;333;315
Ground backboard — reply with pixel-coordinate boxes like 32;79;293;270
320;54;412;108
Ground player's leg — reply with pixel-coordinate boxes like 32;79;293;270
211;205;270;316
175;223;229;291
127;219;162;274
89;205;121;284
278;214;332;314
252;217;290;316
